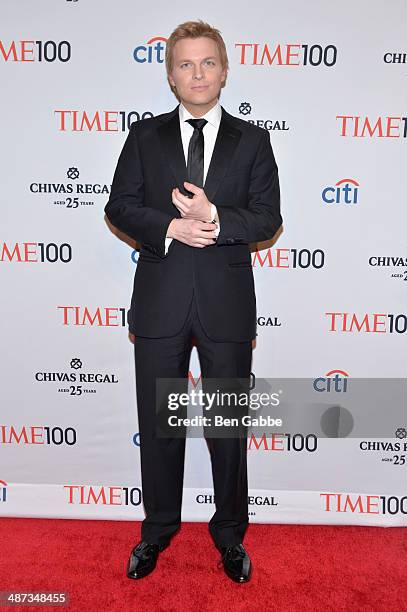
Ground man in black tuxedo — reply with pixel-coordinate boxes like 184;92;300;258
104;20;282;583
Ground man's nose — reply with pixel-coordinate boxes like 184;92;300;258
193;65;203;79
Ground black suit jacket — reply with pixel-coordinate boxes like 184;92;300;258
104;104;282;342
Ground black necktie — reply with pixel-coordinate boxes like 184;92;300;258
186;118;208;189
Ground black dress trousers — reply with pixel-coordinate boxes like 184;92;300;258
133;289;252;550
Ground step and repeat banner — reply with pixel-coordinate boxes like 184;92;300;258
1;0;406;526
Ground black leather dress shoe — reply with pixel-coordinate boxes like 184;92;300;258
126;540;168;580
217;544;252;583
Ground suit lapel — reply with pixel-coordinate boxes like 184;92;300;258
156;104;242;203
157;106;188;193
204;107;242;203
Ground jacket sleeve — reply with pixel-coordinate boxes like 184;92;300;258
104;122;174;258
215;130;282;246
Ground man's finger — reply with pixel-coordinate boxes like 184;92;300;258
172;192;190;214
172;193;184;208
199;222;217;231
174;187;192;205
184;181;202;196
196;220;216;228
196;229;216;237
194;238;216;247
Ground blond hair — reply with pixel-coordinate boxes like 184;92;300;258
165;20;229;77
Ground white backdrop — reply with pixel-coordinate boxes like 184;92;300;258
1;0;407;526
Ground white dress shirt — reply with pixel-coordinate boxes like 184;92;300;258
164;100;221;255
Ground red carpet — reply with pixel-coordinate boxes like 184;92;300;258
0;518;405;611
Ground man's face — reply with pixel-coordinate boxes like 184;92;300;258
168;37;227;113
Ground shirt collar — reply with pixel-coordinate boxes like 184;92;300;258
179;99;222;128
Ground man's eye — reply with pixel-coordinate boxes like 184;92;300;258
205;60;215;66
180;63;190;68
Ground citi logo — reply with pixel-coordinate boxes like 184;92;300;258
0;40;71;62
336;115;407;138
322;179;359;205
64;485;142;506
252;248;325;269
133;36;167;63
0;480;7;502
325;312;407;334
321;493;407;515
58;306;127;327
54;110;153;132
235;43;337;66
313;370;349;393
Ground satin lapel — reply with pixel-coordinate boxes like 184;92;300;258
203;107;242;203
156;106;188;190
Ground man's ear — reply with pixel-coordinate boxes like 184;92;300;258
168;73;175;88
